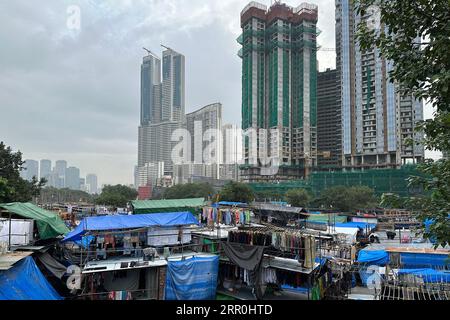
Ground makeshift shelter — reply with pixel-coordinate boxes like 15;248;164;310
307;214;347;224
165;255;219;300
131;198;205;215
397;268;450;283
0;256;62;300
62;211;200;243
0;202;69;240
357;250;390;266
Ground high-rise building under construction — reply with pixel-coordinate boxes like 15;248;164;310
238;1;319;182
336;0;424;169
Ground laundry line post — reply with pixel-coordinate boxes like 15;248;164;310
8;212;12;251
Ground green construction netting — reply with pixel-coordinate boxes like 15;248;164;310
131;198;205;214
0;202;70;239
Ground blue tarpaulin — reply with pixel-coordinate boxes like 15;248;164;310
165;255;219;300
400;252;450;268
0;256;62;300
357;250;389;266
335;222;377;230
212;201;247;208
397;269;450;283
63;212;199;243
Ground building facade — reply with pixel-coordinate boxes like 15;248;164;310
21;159;39;182
86;174;98;194
221;123;243;181
40;159;52;182
174;103;223;184
317;68;342;170
138;48;186;179
65;166;80;190
140;53;161;125
238;1;319;182
336;0;424;170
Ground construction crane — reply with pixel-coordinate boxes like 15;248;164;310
142;47;158;58
161;44;175;52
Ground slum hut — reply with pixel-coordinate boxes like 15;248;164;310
0;202;69;251
216;223;335;301
252;203;309;228
192;202;253;255
60;211;219;300
355;241;450;300
131;198;205;216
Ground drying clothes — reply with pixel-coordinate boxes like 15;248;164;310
222;242;265;271
228;231;272;246
276;270;305;288
261;268;277;284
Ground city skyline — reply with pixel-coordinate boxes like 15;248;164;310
0;0;440;186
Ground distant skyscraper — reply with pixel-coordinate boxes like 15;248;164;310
174;103;223;184
317;68;341;170
238;2;319;182
336;0;424;169
22;159;39;182
66;167;81;190
162;48;185;122
141;52;161;125
86;174;98;194
40;159;52;182
221;124;243;181
54;160;67;188
138;47;186;178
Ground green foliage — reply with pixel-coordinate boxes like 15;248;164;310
163;183;214;200
39;187;94;204
285;189;312;208
0;141;46;203
356;0;450;246
380;193;406;209
316;186;376;212
95;184;138;207
219;182;255;204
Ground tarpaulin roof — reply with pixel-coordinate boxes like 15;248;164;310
62;211;199;243
357;250;390;266
0;202;69;239
0;256;62;300
131;198;205;214
307;214;348;224
335;222;377;230
400;252;450;268
397;268;450;283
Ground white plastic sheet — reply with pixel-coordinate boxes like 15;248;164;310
0;219;34;246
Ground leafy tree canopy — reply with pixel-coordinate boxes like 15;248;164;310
163;182;214;200
316;186;377;212
219;182;255;204
0;141;46;203
95;184;137;207
285;189;312;208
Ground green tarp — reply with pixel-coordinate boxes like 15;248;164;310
0;203;70;239
131;198;205;215
307;214;347;224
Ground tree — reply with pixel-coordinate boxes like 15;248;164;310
285;189;311;208
0;141;46;203
95;184;138;207
39;187;95;204
380;193;406;209
356;0;450;246
316;186;376;212
219;182;255;204
163;183;214;200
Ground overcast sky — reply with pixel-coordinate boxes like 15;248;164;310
0;0;439;186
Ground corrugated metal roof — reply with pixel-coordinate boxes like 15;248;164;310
131;198;205;210
0;251;33;270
